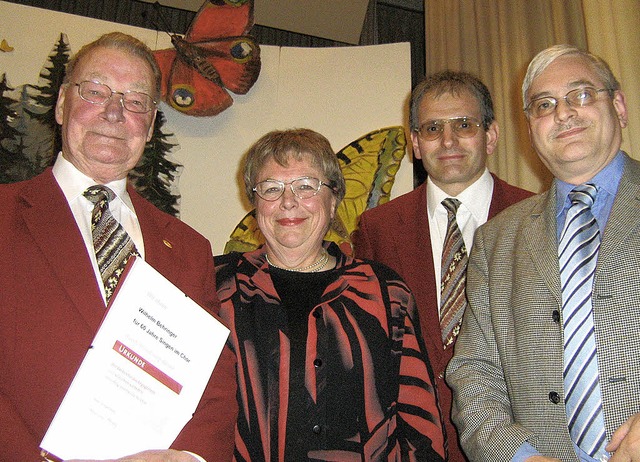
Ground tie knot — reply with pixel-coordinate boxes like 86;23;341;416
442;198;461;215
568;183;597;208
84;185;116;204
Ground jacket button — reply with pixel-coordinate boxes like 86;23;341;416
312;424;322;434
552;310;560;323
549;391;560;404
313;358;323;368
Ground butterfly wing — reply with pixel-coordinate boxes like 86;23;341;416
154;48;177;104
186;0;255;42
327;126;407;252
223;127;407;254
223;209;265;254
154;0;261;117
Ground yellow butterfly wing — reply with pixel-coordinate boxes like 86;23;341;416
223;126;407;255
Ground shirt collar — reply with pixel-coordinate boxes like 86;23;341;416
555;150;625;215
427;167;493;219
52;153;133;210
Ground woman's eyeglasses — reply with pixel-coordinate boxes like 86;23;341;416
253;177;334;201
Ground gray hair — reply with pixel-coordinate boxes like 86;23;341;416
522;44;620;109
64;32;162;100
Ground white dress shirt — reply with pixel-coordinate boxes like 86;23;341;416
52;153;145;303
427;168;494;312
52;155;207;461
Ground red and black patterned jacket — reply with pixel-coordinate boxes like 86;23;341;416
215;242;445;461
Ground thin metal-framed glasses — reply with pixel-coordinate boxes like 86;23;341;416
525;87;611;119
414;117;482;141
253;177;335;201
73;80;157;114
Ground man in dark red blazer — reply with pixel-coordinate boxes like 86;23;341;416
352;71;533;462
0;32;236;461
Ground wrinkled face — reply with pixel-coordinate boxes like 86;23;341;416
255;156;337;257
525;55;627;184
55;46;157;183
411;90;498;196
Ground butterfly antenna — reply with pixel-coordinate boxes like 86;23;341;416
150;1;177;37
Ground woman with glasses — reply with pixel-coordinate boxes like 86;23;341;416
215;128;445;461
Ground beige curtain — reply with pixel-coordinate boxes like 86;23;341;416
424;0;639;193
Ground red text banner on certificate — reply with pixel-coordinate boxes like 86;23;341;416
114;340;183;394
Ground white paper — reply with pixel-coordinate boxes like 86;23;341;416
40;257;230;460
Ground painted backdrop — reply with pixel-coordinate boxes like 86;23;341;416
0;1;412;255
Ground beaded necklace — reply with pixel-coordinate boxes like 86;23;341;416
265;249;329;273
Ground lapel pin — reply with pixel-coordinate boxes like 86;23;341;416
163;239;173;249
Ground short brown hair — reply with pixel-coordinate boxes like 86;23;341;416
410;70;495;131
243;128;346;208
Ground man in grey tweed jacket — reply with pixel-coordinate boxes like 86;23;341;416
447;44;640;462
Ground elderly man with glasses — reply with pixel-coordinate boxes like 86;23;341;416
353;70;533;462
447;45;640;462
0;32;236;461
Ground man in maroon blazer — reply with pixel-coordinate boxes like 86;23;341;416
352;71;533;462
0;33;236;461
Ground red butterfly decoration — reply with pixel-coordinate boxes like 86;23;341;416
154;0;261;117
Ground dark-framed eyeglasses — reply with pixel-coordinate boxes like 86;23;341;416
414;117;482;141
73;80;157;114
253;177;335;201
525;87;611;119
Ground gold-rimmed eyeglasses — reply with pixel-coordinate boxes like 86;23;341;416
414;117;482;141
253;177;334;201
525;87;612;119
73;80;157;114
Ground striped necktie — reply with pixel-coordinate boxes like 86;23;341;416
84;185;139;303
559;183;608;459
440;198;468;348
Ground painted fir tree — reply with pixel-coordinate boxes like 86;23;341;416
129;109;182;217
1;36;183;217
24;32;70;167
0;74;26;183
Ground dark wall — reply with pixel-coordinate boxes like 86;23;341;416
4;0;425;87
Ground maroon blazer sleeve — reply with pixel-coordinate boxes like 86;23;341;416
0;174;236;461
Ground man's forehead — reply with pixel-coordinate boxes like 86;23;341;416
532;56;598;90
73;49;154;90
420;90;481;116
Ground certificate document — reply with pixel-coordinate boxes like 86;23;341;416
40;257;230;460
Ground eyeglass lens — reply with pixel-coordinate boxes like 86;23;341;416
417;117;481;141
76;81;155;113
526;87;608;118
254;177;324;201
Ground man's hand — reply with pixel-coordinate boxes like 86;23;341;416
66;449;199;462
607;412;640;461
525;457;562;462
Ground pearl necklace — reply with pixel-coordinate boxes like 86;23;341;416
265;249;329;273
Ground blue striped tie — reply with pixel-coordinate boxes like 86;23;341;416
84;186;139;303
559;183;608;459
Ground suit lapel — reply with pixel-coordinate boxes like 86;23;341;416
523;184;562;305
598;157;640;264
20;170;106;327
396;184;444;359
129;187;177;283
